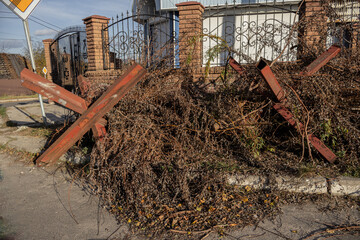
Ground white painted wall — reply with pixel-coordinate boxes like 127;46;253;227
160;0;299;10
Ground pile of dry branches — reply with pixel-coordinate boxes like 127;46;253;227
78;46;359;234
67;2;360;233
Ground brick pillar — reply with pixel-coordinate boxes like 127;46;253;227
352;22;359;50
83;15;110;71
42;39;53;81
176;2;205;70
298;0;328;58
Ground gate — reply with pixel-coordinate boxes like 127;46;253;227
102;11;179;70
50;26;88;90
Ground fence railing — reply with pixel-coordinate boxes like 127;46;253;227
202;1;360;66
326;1;360;49
102;1;360;70
202;1;299;66
102;11;179;70
50;27;87;89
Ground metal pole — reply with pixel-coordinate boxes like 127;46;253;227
23;18;47;125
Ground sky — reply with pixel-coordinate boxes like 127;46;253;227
0;0;133;55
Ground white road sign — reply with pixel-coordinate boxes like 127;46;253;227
42;66;47;75
0;0;41;20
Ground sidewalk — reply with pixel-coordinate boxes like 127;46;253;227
0;101;74;154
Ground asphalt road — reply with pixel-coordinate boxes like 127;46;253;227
0;79;33;97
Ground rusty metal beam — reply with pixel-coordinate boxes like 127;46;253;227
21;69;88;114
254;59;337;163
300;45;341;76
256;58;287;103
229;57;246;75
20;69;107;140
36;64;146;165
273;103;336;163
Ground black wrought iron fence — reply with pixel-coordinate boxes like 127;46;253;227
202;0;360;66
50;26;87;90
102;11;179;70
326;1;360;50
202;1;299;66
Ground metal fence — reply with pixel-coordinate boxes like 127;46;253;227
103;1;360;69
50;26;88;90
102;11;179;70
203;1;299;66
326;1;360;49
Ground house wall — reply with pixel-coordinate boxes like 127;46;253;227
161;0;299;10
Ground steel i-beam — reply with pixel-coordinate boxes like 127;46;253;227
299;45;341;76
228;56;246;75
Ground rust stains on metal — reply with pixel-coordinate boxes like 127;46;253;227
36;64;146;165
256;58;287;103
300;45;341;76
273;103;336;163
21;69;88;114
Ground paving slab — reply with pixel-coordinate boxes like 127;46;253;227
0;135;46;153
0;153;138;240
5;101;74;126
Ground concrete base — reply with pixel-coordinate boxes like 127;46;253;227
228;173;359;197
275;176;328;194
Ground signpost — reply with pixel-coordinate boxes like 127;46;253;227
42;66;47;78
1;0;47;124
0;0;41;20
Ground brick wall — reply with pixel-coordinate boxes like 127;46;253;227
84;69;124;85
298;0;328;58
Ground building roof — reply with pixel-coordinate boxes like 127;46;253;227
133;0;300;11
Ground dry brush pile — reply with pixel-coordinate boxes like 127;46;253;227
72;47;360;235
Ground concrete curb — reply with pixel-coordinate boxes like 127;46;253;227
329;177;360;197
227;174;360;197
0;97;39;103
0;97;50;104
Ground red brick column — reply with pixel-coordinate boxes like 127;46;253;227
298;0;328;57
83;15;110;71
42;39;53;81
352;22;359;50
176;2;205;70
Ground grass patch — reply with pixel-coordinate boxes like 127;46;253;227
0;94;38;100
27;127;54;137
0;106;6;118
